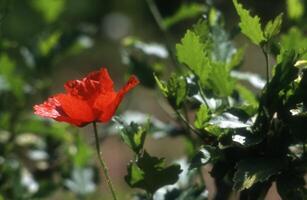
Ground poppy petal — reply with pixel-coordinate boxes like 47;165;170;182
119;75;140;94
56;94;95;124
33;96;85;126
97;75;139;122
99;68;115;92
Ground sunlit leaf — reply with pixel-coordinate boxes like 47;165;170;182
176;30;211;86
208;62;235;97
194;104;210;129
264;13;283;40
233;0;265;45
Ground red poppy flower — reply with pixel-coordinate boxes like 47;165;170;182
34;68;139;127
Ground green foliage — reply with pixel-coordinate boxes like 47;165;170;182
2;0;307;199
264;13;283;40
154;74;187;108
163;3;206;29
31;0;66;23
194;104;210;129
235;84;258;108
280;27;307;58
208;62;235;97
233;0;265;45
287;0;305;20
190;146;222;169
0;54;24;100
176;30;210;86
125;151;182;194
0;1;98;199
233;158;284;191
119;121;148;154
38;31;62;56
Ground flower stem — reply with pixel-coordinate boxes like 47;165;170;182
261;46;270;83
92;122;118;200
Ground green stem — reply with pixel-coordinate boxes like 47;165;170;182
196;80;210;108
92;122;118;200
262;46;270;83
175;109;205;141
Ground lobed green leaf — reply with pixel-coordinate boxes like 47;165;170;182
233;0;265;45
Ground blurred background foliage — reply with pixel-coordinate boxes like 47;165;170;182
0;0;307;199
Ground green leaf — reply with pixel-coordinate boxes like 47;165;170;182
268;50;299;97
192;19;210;44
194;104;210;129
287;0;305;20
154;74;187;108
163;3;206;29
119;121;148;154
154;74;168;96
233;0;265;45
236;84;258;108
0;54;24;99
38;31;62;56
31;0;66;23
208;62;235;97
190;146;223;169
280;27;307;59
125;151;182;193
168;75;187;108
264;13;283;40
233;158;284;191
211;25;236;64
226;47;245;70
176;30;211;86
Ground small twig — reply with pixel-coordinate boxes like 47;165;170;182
175;109;205;141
